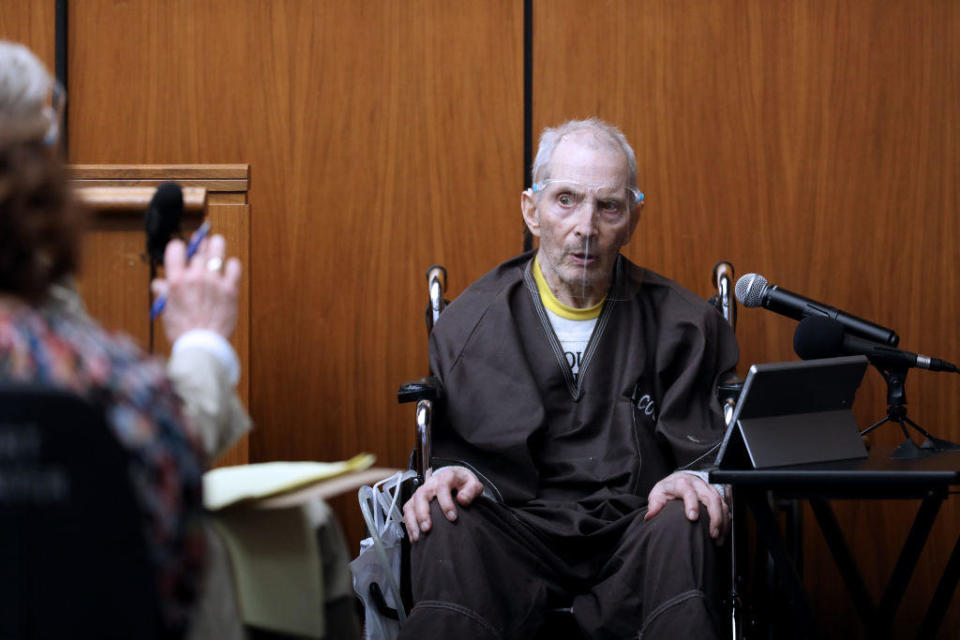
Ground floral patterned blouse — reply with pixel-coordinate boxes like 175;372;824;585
0;298;205;636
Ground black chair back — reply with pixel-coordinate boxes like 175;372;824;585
0;385;161;639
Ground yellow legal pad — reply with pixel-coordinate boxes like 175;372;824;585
203;453;375;511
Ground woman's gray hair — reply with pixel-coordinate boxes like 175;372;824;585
531;118;638;192
0;41;55;146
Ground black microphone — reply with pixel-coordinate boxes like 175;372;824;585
735;273;899;347
794;316;958;373
144;182;183;265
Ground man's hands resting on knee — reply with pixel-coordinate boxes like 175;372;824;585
403;467;729;544
644;471;730;544
402;467;484;542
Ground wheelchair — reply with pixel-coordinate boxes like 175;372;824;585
383;260;745;639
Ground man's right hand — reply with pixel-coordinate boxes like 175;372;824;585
402;466;484;542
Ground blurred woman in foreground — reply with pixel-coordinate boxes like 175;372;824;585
0;40;244;637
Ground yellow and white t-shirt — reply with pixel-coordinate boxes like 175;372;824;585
533;256;604;381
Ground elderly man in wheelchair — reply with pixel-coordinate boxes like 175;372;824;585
399;119;739;640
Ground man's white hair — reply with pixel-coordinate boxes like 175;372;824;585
0;40;55;145
531;118;638;193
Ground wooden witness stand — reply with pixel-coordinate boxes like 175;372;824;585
69;164;251;467
69;165;399;637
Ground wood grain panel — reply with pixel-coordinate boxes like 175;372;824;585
71;168;252;471
73;165;249;181
68;0;523;550
534;0;959;635
205;203;251;468
0;0;55;68
148;202;251;471
75;186;208;211
75;216;153;344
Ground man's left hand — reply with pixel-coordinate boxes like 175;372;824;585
644;471;729;543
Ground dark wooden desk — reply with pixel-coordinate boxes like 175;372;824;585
710;449;960;639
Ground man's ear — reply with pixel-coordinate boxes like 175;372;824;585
623;200;643;246
521;189;541;237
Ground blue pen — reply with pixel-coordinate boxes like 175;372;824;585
149;220;212;320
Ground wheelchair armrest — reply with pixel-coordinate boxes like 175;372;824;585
717;371;744;427
398;378;442;481
398;377;441;404
717;370;744;403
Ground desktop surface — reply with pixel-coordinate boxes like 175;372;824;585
710;447;960;494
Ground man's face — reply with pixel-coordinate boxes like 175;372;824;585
522;132;641;307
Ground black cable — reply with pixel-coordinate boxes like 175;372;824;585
522;0;534;253
54;0;68;156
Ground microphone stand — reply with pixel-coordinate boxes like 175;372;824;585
859;365;960;459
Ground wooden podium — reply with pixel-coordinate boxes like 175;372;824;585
69;164;251;467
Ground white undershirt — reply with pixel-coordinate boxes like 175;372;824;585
544;308;597;380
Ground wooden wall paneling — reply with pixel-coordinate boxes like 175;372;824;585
533;0;958;635
70;165;251;467
204;202;250;467
75;214;154;347
0;0;55;67
68;1;523;550
75;185;208;210
72;184;206;358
